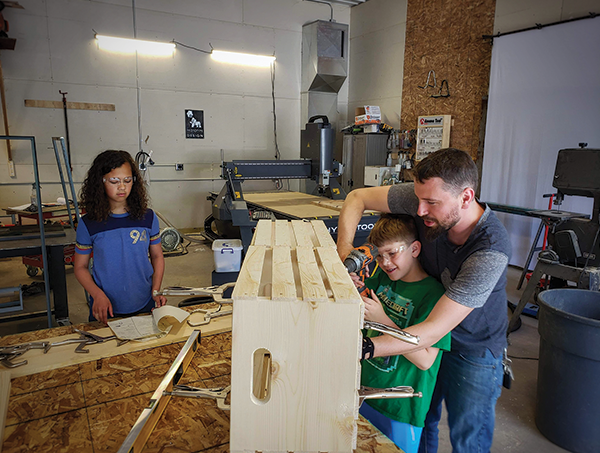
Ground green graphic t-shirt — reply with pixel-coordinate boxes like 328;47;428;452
362;268;450;427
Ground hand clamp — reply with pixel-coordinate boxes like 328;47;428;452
359;385;422;406
363;320;420;345
153;282;235;304
166;384;231;411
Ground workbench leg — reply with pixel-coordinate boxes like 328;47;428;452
48;244;69;323
517;220;545;290
508;261;546;334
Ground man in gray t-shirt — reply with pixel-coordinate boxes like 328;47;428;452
337;148;511;453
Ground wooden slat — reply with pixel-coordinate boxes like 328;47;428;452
311;220;336;248
4;316;231;380
275;219;292;246
296;247;328;303
317;247;362;303
0;370;10;453
24;99;116;111
231;246;265;300
271;246;296;301
252;219;272;246
291;220;315;247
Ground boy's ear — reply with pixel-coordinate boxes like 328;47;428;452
411;240;421;258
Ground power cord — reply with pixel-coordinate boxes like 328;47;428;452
271;61;284;191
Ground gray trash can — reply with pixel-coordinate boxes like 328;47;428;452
537;289;600;453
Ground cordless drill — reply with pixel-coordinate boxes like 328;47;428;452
343;243;378;297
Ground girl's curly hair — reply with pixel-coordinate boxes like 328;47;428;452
80;150;149;221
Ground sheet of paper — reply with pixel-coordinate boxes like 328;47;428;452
108;315;163;340
8;203;32;211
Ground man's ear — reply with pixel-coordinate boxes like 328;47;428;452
461;187;476;208
411;240;421;258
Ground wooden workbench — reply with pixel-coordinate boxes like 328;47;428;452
244;191;347;218
1;311;402;453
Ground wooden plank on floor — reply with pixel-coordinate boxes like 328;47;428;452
24;99;116;111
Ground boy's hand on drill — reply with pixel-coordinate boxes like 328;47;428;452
362;290;389;324
92;293;114;325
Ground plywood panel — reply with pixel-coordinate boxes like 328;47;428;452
400;0;495;158
271;246;297;301
4;312;232;379
0;370;10;453
291;219;316;247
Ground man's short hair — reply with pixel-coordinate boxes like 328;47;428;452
412;148;478;195
368;213;418;247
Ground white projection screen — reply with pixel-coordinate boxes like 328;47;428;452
480;16;600;267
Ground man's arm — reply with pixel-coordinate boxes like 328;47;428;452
371;294;473;357
337;186;392;259
404;347;441;371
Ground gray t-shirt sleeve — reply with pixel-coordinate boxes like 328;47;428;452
442;249;509;308
387;183;419;216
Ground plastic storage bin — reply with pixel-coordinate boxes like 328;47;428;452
212;239;243;273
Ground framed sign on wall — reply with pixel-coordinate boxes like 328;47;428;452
185;109;204;139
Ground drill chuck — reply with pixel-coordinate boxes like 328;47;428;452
343;252;363;274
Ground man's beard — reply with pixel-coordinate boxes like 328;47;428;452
422;208;460;241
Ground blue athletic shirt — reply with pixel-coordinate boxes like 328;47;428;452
75;209;161;315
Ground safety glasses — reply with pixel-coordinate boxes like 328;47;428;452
103;176;135;185
375;245;407;263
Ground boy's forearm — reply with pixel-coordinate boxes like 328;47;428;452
403;347;439;371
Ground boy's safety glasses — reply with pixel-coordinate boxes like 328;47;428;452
375;245;407;263
103;176;135;185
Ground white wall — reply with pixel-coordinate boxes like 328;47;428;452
348;0;407;129
0;0;350;228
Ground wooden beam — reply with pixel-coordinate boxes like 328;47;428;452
24;99;116;111
117;330;201;453
4;314;231;379
0;370;10;453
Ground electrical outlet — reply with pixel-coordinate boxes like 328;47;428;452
8;160;15;177
175;163;184;171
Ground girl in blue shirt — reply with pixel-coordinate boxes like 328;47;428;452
74;150;167;324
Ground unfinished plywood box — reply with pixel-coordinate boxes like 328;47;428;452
230;220;364;452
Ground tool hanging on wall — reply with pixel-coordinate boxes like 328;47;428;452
431;79;450;98
418;69;437;89
58;90;72;171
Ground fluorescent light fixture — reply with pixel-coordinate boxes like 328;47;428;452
95;34;175;56
211;50;275;67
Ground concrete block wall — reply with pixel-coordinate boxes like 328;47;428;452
0;0;350;228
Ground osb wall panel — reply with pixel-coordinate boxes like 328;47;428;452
401;0;496;159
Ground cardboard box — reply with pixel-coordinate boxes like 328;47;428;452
355;105;381;125
362;124;379;133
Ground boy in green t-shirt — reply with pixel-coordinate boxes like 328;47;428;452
357;213;450;453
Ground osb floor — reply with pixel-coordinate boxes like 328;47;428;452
3;329;401;453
